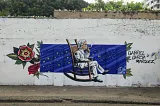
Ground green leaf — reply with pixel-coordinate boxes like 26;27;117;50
41;41;43;44
29;44;35;50
7;53;19;60
33;57;40;62
125;42;133;51
33;72;40;79
33;74;36;77
37;41;43;48
126;72;133;77
126;56;131;63
124;41;127;45
15;60;22;65
27;43;30;47
126;73;133;77
36;74;39;79
30;57;40;63
126;68;133;77
123;74;126;79
37;41;41;44
37;41;41;45
127;43;133;48
36;48;40;54
126;68;131;73
37;41;40;48
27;43;35;50
36;54;40;59
22;61;27;69
127;47;132;51
13;47;19;54
30;60;35;64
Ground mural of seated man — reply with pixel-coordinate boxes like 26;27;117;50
74;39;109;82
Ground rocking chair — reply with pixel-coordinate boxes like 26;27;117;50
64;39;92;81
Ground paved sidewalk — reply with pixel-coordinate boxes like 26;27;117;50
0;86;159;105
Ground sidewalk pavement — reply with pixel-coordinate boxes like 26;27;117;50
0;86;160;105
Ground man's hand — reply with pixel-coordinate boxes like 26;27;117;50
86;47;90;53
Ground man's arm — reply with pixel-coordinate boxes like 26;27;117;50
75;51;89;61
84;47;90;59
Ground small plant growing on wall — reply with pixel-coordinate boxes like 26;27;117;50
6;41;47;78
151;50;160;60
123;41;133;79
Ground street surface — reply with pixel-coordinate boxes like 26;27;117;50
0;86;159;106
0;103;159;106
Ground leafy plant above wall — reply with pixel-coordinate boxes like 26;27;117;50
123;41;133;79
7;41;47;79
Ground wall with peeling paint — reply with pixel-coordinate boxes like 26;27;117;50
0;18;160;86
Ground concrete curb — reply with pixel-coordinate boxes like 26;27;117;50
0;96;160;105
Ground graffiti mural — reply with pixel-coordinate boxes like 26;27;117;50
7;41;48;78
7;39;134;82
127;50;155;64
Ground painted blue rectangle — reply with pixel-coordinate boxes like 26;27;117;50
40;44;126;74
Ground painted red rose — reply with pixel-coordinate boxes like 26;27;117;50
18;46;35;61
28;63;40;75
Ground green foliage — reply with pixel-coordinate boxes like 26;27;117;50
123;68;133;79
6;41;49;79
27;43;35;50
7;53;19;60
37;41;43;48
15;60;27;69
95;0;105;10
13;47;19;54
36;40;43;62
123;41;133;79
123;74;126;79
84;0;145;12
125;42;133;51
126;68;133;77
33;71;40;79
15;60;22;65
0;0;89;16
126;56;130;63
36;48;40;54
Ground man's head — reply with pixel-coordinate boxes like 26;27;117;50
78;39;87;50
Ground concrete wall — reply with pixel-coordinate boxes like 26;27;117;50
0;18;160;87
54;11;160;19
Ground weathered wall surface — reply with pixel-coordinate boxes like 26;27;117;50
0;18;160;86
54;11;160;19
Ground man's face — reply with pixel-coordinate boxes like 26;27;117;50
82;41;87;50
